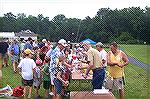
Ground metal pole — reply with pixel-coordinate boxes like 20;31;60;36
76;20;82;43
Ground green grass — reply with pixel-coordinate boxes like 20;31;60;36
2;63;149;99
120;44;150;65
68;63;150;99
2;60;45;98
1;44;150;99
124;63;149;99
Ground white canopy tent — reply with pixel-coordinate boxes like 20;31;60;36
0;32;15;38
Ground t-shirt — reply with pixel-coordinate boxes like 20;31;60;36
9;44;20;55
34;66;41;79
43;64;50;81
18;57;36;80
49;46;64;74
0;41;9;54
33;66;41;86
87;47;102;69
24;42;33;50
99;49;107;67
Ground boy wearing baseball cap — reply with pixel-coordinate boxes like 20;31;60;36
18;48;36;99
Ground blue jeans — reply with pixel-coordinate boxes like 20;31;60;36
92;68;105;90
54;78;63;95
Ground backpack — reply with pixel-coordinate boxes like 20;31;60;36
12;86;24;97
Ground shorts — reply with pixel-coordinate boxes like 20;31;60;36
34;85;40;89
11;55;19;63
33;79;41;88
105;77;124;90
22;79;33;87
54;78;63;95
1;53;8;60
43;81;50;89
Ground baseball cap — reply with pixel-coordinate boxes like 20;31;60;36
96;42;104;47
24;48;32;54
58;39;68;47
42;39;47;42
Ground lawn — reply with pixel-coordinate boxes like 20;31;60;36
1;44;150;99
120;44;150;65
2;63;149;99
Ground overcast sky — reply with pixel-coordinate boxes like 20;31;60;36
0;0;150;19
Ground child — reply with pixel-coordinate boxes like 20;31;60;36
41;57;51;98
53;56;69;99
33;59;42;99
18;49;36;99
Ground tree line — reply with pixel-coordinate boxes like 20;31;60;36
0;7;149;44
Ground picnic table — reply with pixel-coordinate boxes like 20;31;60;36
71;69;92;80
70;62;93;91
71;62;92;80
70;91;116;99
70;61;116;99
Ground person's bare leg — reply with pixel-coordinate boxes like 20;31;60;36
23;86;27;99
35;87;40;97
13;61;16;72
13;61;18;73
4;57;8;66
45;89;49;98
28;86;32;98
56;95;61;99
53;95;56;99
0;70;2;88
51;85;55;95
119;89;124;99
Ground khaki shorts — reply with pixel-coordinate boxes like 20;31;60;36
105;77;124;90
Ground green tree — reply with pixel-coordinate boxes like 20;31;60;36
3;12;17;32
0;17;3;31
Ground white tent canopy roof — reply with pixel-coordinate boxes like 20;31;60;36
0;32;15;38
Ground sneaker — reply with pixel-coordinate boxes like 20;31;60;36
13;70;17;74
64;91;70;97
49;92;54;96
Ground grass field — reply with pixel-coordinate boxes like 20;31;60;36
1;44;150;99
120;44;150;65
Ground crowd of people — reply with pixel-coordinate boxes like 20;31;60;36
0;37;129;99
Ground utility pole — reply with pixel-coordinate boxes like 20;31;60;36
76;20;82;43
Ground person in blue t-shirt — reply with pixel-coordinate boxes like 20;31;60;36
24;37;33;50
9;40;20;73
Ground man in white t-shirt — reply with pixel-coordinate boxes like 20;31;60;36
96;42;107;68
18;48;36;99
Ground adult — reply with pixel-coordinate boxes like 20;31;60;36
107;42;129;99
9;40;20;73
49;39;67;98
38;39;47;49
82;41;105;90
96;42;107;68
0;39;9;88
24;37;33;50
0;39;9;67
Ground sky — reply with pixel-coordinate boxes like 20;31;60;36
0;0;150;20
